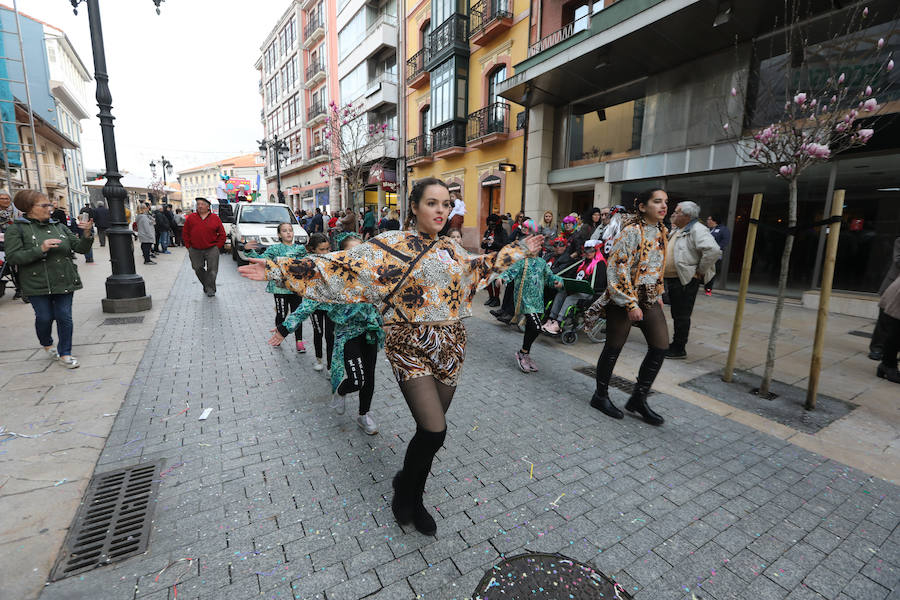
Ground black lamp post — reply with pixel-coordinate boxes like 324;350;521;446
258;135;288;203
70;0;157;313
149;156;173;204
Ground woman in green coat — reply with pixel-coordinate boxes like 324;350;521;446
4;190;94;368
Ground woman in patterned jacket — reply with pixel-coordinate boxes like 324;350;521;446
244;223;308;353
585;188;669;426
239;177;544;536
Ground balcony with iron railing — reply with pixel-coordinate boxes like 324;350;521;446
40;163;67;188
406;134;432;165
431;121;466;158
307;143;328;163
528;17;589;58
303;13;324;48
425;13;469;71
305;59;326;88
465;102;509;146
306;102;326;125
406;47;430;88
469;0;513;45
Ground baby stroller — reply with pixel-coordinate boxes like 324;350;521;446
0;241;23;301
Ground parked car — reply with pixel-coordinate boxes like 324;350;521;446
229;203;308;265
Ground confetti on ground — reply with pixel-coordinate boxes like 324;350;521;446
521;456;534;479
198;408;213;421
77;431;105;439
161;402;189;422
54;479;67;487
550;493;565;507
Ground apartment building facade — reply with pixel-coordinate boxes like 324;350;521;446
404;0;528;248
497;0;900;312
336;0;400;212
257;0;338;211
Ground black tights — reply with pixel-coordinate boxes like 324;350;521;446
522;313;541;353
311;310;334;368
595;303;669;391
274;294;301;342
396;376;455;503
337;333;378;415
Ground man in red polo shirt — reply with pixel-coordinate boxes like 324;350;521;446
183;197;226;297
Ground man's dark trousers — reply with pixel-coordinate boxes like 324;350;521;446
666;277;700;351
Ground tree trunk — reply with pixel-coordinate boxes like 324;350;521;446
759;178;798;397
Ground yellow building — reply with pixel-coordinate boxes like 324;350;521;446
404;0;527;248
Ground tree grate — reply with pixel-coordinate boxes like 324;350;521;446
101;316;144;325
573;366;655;396
50;461;163;581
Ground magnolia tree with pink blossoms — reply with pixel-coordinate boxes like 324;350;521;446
318;100;396;211
723;4;896;399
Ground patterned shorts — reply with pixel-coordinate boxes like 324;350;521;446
384;322;467;386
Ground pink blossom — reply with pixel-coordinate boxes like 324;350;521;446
822;105;828;112
389;136;396;141
857;128;874;142
801;142;831;159
794;92;807;105
831;95;837;104
730;87;737;97
835;121;849;132
810;99;817;107
863;6;869;17
863;98;878;112
888;60;895;72
865;85;873;96
877;38;884;49
722;123;729;130
779;165;794;177
838;73;846;84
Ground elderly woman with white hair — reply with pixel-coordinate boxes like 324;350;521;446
663;200;721;359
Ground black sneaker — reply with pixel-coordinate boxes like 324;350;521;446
144;260;157;265
497;313;513;325
665;347;687;359
489;308;505;318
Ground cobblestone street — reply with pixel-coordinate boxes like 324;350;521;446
38;258;900;600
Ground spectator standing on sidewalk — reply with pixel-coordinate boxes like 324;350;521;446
163;205;177;247
875;276;900;383
339;207;357;234
93;202;110;247
870;236;900;361
309;207;324;233
705;214;731;295
4;190;94;369
77;204;95;263
173;209;186;247
362;206;376;239
135;205;157;265
50;200;66;224
183;197;226;297
663;201;721;359
154;206;173;254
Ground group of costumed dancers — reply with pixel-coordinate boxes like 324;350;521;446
239;178;671;536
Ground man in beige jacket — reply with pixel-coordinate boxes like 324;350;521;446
664;201;722;359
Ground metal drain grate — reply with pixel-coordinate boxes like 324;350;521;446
101;316;144;326
50;461;163;581
573;366;654;396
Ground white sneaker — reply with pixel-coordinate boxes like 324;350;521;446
44;347;59;360
330;393;346;415
313;358;325;372
357;412;377;435
59;355;79;369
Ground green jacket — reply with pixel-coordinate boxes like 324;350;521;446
246;242;308;294
363;211;376;229
500;256;562;316
4;217;94;296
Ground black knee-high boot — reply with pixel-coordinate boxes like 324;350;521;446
625;347;666;425
591;347;623;419
393;428;446;536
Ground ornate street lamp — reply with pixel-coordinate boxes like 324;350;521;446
257;135;288;203
70;0;161;312
150;156;173;204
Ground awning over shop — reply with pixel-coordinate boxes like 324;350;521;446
481;175;502;187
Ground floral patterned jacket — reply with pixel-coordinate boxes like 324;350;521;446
247;242;307;294
598;218;668;311
500;257;562;316
266;230;527;325
281;299;384;393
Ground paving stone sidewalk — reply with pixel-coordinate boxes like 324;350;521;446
38;260;900;600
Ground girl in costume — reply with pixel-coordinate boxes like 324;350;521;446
239;177;543;536
245;222;308;353
268;233;384;434
305;233;335;372
585;189;669;426
499;218;563;373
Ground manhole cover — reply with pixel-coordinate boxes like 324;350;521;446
847;330;873;339
101;316;144;325
473;552;631;599
573;366;654;397
50;461;163;581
